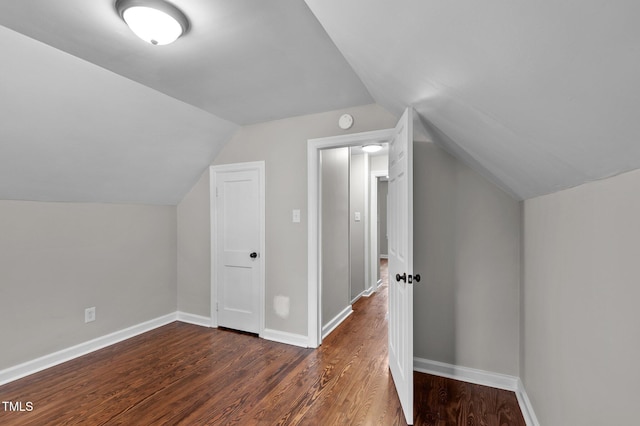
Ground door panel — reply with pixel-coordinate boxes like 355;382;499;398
221;265;253;312
388;107;414;424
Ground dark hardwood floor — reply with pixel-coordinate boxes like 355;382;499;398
413;374;524;426
0;265;524;425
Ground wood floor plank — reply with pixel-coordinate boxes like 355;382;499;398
413;373;525;426
0;260;525;425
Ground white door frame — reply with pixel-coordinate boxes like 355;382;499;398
369;170;389;293
210;161;266;335
307;129;394;348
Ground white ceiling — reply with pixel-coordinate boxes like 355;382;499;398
0;0;371;204
306;0;640;199
0;0;372;125
2;0;640;203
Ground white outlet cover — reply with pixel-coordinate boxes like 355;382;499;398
85;307;96;323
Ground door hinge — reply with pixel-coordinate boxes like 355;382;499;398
216;187;219;198
216;302;219;312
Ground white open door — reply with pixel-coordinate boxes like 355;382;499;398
387;107;414;424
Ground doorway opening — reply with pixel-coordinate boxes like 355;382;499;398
307;128;394;348
370;171;389;293
308;108;415;424
318;145;389;339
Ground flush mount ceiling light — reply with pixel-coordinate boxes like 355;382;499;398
116;0;189;45
362;144;383;153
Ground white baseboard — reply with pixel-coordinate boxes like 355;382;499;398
351;287;373;304
261;328;308;348
176;311;211;327
176;313;313;350
321;305;353;339
379;254;388;259
414;358;539;426
373;279;383;292
350;292;363;304
0;313;177;386
413;357;518;390
0;311;312;387
516;378;541;426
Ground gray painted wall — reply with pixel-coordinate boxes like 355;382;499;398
370;155;388;172
177;169;211;317
378;180;388;257
413;142;521;376
177;108;521;379
321;148;350;326
209;104;398;335
0;201;176;370
523;168;640;425
349;152;366;301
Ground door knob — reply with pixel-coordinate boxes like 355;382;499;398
249;252;258;259
395;273;407;283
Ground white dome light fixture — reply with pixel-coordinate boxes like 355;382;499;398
116;0;189;46
362;144;383;153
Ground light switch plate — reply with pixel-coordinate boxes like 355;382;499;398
293;209;301;223
354;212;361;222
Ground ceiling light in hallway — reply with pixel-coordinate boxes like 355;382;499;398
116;0;189;45
362;144;382;153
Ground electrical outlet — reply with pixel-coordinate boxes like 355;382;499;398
85;307;96;323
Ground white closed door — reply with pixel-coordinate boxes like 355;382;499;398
387;107;414;424
213;164;264;334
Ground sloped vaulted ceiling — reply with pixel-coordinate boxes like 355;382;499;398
0;26;238;205
0;0;372;204
305;0;640;199
1;0;640;203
